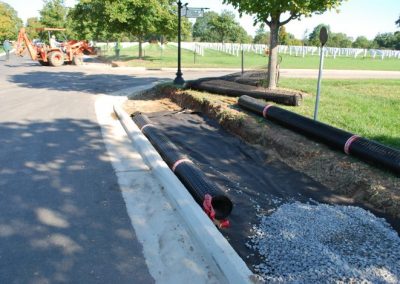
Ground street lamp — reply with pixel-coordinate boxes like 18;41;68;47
313;26;328;121
174;1;187;85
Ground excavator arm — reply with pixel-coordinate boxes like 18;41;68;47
16;28;38;60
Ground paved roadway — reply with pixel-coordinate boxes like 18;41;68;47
0;55;234;283
0;56;160;283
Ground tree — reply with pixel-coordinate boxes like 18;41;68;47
192;11;220;42
155;2;191;42
231;25;252;43
373;32;398;50
352;36;372;49
192;10;249;43
396;15;400;27
39;0;69;29
0;1;22;42
223;0;345;89
70;0;177;58
329;32;352;47
308;24;331;46
67;0;112;41
209;10;240;43
25;17;43;40
253;26;270;44
278;26;300;45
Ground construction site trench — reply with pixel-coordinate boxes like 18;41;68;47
123;81;400;282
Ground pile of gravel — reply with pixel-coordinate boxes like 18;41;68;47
247;202;400;283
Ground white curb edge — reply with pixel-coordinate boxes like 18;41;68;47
113;91;256;284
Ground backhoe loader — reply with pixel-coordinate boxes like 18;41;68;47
15;27;96;67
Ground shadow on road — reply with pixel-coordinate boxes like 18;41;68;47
0;119;153;283
9;70;169;95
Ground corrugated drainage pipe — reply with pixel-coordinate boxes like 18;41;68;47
132;113;233;225
238;95;400;176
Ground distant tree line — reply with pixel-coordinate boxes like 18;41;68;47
251;23;400;50
1;0;399;53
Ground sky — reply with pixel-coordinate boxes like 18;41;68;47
3;0;400;40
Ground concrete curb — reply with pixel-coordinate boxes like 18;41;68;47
113;87;255;284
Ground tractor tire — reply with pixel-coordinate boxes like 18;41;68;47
72;55;83;66
48;51;64;67
38;60;49;66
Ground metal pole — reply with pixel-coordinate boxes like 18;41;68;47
313;46;325;120
241;44;244;75
174;0;185;85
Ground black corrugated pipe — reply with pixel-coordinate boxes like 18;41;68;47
238;95;400;176
186;79;301;106
132;113;233;226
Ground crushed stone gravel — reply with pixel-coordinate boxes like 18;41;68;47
247;202;400;283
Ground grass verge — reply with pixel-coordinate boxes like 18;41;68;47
278;78;400;149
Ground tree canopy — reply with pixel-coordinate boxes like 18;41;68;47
209;10;241;42
352;36;373;49
253;26;270;44
0;1;22;42
307;24;331;46
223;0;345;89
68;0;183;58
192;11;220;42
373;32;400;50
25;17;43;40
279;26;301;46
40;0;69;29
193;10;251;43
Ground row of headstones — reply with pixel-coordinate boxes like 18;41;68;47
176;42;400;60
279;45;400;59
93;41;400;60
95;42;140;50
167;42;205;56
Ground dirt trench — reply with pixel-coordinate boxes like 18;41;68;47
123;84;400;229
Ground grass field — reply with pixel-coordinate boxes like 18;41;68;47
101;43;400;71
278;79;400;149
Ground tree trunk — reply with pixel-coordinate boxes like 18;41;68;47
267;20;280;89
138;36;143;59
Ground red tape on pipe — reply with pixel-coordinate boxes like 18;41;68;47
344;135;360;155
203;194;216;220
262;104;273;118
140;123;154;132
171;158;192;172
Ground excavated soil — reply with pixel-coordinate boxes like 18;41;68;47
123;84;400;229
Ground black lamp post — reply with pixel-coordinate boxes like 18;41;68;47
174;0;185;85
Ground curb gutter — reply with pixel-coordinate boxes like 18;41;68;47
113;87;256;284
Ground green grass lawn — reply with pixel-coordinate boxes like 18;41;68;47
278;79;400;149
101;43;400;71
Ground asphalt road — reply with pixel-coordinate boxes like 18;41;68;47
0;56;168;283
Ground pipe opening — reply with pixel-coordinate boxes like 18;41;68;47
212;195;233;220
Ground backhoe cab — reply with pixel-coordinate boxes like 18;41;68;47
15;27;96;67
